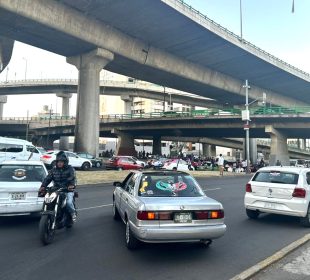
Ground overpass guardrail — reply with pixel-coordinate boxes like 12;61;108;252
2;106;310;123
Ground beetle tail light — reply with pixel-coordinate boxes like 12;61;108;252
246;183;252;193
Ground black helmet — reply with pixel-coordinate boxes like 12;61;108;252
56;151;68;166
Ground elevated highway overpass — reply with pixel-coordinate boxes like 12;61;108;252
1;107;310;164
0;79;221;109
0;116;308;162
1;0;310;156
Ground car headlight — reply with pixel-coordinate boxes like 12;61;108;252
44;192;57;203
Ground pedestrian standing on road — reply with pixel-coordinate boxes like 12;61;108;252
218;154;224;176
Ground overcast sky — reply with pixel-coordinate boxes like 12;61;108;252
0;0;309;117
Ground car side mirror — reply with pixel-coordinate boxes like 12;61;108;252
113;181;122;187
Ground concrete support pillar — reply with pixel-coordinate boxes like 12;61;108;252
39;136;57;150
0;96;7;118
153;136;162;156
168;101;173;111
249;138;257;164
265;126;290;166
202;143;210;156
67;48;114;157
202;144;216;157
297;139;301;149
121;95;133;115
56;92;72;151
302;139;306;150
0;36;14;73
243;138;257;163
114;131;136;156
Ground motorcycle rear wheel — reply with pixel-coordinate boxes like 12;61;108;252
39;215;55;245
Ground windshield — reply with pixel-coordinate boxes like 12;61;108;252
252;171;299;184
138;173;204;197
0;165;46;182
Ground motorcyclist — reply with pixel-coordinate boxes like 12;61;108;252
39;151;77;222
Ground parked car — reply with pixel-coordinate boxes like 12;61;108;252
113;171;226;249
0;161;48;216
244;166;310;227
106;156;144;171
163;159;194;171
77;153;102;168
40;151;92;171
0;137;42;163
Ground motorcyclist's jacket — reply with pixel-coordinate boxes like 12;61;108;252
41;151;76;189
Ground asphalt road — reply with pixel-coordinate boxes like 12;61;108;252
1;176;309;280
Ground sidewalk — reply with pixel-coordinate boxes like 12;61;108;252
252;241;310;280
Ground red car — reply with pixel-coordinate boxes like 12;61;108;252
106;156;143;171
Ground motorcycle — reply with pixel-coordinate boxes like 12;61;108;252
38;184;77;245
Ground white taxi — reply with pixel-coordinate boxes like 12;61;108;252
0;161;48;216
244;166;310;226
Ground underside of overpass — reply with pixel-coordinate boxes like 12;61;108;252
0;0;309;106
1;0;310;157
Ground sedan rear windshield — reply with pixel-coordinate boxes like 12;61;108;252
0;165;46;182
252;171;299;185
138;173;204;197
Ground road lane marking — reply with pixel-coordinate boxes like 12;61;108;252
203;187;221;191
78;204;113;211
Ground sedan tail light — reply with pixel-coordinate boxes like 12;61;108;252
137;210;224;220
292;187;306;198
195;210;224;220
137;211;172;220
246;183;252;193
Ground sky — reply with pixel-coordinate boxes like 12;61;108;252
0;0;309;117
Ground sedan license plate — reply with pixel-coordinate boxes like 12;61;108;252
11;192;26;200
174;212;192;223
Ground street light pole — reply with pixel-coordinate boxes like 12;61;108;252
240;0;243;40
243;79;251;173
163;86;166;112
46;105;52;149
5;67;9;83
22;57;28;80
25;110;29;141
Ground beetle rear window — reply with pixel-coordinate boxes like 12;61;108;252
252;171;299;184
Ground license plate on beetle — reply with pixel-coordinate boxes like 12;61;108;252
11;192;26;200
174;212;192;223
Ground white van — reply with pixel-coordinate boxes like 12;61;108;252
0;137;41;163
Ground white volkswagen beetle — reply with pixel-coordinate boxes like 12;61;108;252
0;161;48;216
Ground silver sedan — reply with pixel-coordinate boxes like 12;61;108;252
113;171;226;249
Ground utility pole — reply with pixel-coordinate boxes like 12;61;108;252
240;0;243;40
242;80;251;173
22;57;28;80
46;105;52;149
25;110;29;141
5;67;9;83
